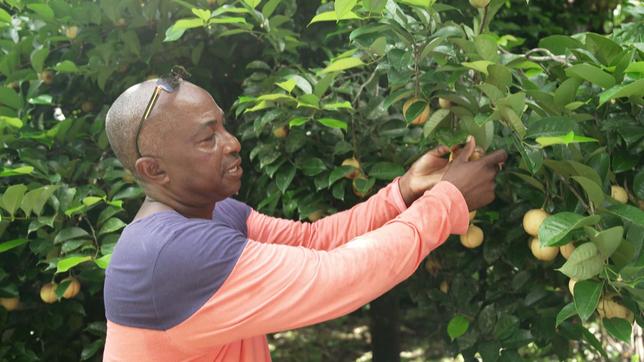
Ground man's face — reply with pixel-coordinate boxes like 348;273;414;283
150;82;243;204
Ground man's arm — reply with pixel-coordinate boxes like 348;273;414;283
246;177;407;250
165;181;468;350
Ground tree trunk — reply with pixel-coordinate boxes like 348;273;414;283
369;291;401;362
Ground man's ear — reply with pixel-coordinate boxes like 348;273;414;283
134;157;168;185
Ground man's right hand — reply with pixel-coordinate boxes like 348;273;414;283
441;136;508;210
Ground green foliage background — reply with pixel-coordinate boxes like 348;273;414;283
0;0;642;360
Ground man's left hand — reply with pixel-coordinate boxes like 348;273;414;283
398;145;451;207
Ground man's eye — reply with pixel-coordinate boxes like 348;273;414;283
202;134;215;142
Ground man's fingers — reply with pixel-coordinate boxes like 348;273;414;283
482;149;508;166
456;136;476;162
430;145;450;157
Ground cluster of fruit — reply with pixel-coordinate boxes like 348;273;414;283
0;277;81;312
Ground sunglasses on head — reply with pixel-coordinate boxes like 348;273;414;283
134;65;191;158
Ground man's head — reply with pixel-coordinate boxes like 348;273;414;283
105;78;243;206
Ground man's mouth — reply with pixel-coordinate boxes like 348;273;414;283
226;159;243;176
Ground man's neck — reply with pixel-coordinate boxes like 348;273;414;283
133;195;215;221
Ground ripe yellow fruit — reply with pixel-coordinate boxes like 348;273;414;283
560;243;575;260
272;126;288;139
439;280;449;294
341;157;361;179
522;209;549;236
307;210;324;222
611;185;628;204
39;71;54;85
568;279;576;295
438;97;451;109
0;297;20;311
62;277;81;299
529;237;559;261
460;224;484;248
468;210;477;222
40;283;58;304
115;18;127;28
597;296;634;322
81;101;94;113
65;25;79;39
424;257;441;276
469;0;490;8
403;97;430;126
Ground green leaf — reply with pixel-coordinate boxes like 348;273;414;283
0;88;22;109
423;109;450;137
462;60;494;75
603;318;632;343
317;118;347;129
598;79;644;107
257;93;296;102
243;0;260;8
289;117;308;127
192;8;212;21
164;18;204;42
634;169;644;200
0;8;10;23
82;196;103;207
322;101;353;111
474;34;499;62
565;64;616;89
555;303;577;327
447;314;469;340
30;47;49;73
295;157;327;176
275;79;296;93
276;165;296;194
581;326;607;358
539;212;601;247
81;339;104;360
57;255;92;273
558;242;604;280
625;61;644;74
20;185;59;217
335;0;357;19
498;107;526;139
54;60;79;73
28;95;53;105
571;176;604;206
538;35;583;55
54;227;90;244
573;279;602;321
536;131;598;148
486;64;512;90
0;116;23;129
95;254;112;270
591;226;623;259
27;3;55;19
554;78;581;107
1;184;28;217
605;204;644;228
98;218;126;236
0;239;29;253
318;57;364;75
0;166;33;177
368;162;405;180
309;10;361;25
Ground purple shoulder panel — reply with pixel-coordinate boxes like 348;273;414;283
104;199;250;330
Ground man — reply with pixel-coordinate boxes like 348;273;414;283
102;73;507;361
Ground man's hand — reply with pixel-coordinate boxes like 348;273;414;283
399;145;451;207
442;136;507;210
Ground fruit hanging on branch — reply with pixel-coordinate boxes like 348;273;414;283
610;185;628;204
342;157;362;179
460;224;484;248
529;237;559;261
62;277;81;299
0;297;20;311
523;209;549;237
560;243;575;260
40;283;58;304
469;0;490;8
403;97;430;126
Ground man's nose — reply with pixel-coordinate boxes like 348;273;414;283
223;131;241;154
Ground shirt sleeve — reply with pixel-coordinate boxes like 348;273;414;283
166;181;468;350
246;177;409;250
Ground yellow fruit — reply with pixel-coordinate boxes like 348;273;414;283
0;297;20;311
65;25;79;39
272;126;288;139
341;157;361;179
522;209;549;236
307;210;324;222
460;224;484;248
40;283;58;304
439;280;449;294
469;0;490;8
560;243;575;260
81;101;94;113
597;296;634;322
62;277;81;299
611;185;628;204
438;97;451;109
403;97;430;126
115;18;127;28
529;237;559;261
468;210;477;222
352;175;368;198
39;71;54;85
424;257;441;276
449;145;483;162
568;279;576;295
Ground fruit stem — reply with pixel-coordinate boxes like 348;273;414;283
478;6;488;35
560;177;590;213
